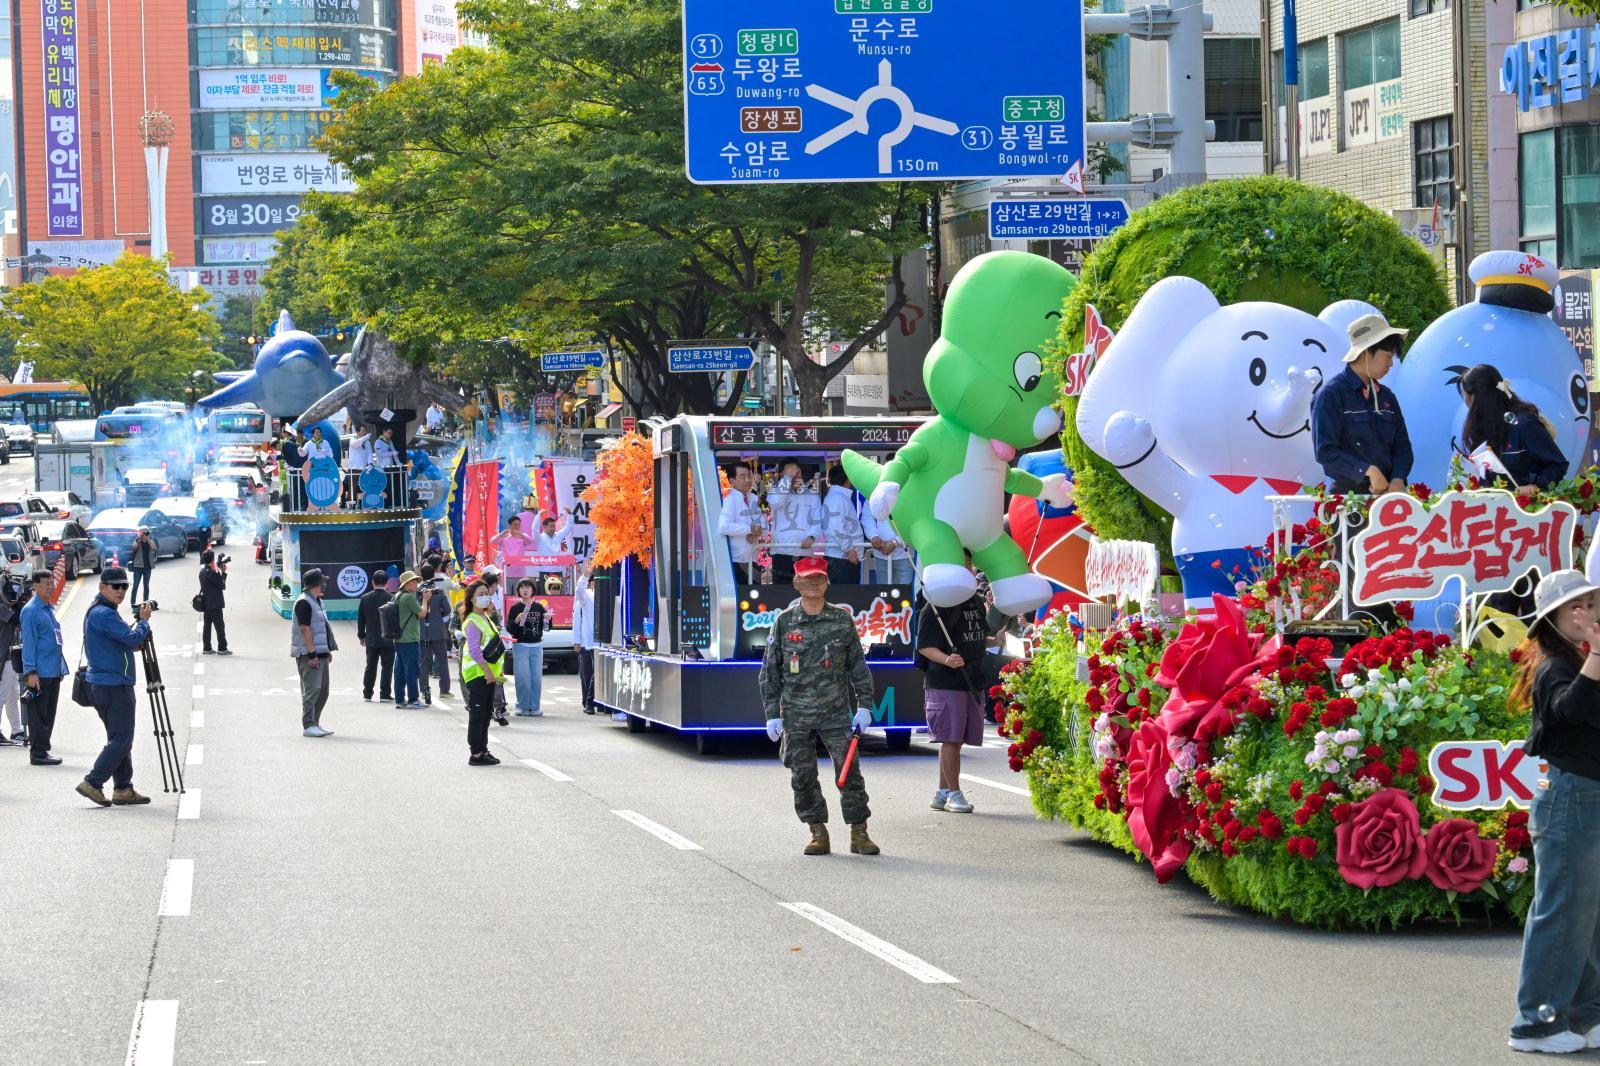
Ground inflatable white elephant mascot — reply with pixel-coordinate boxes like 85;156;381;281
1077;276;1377;604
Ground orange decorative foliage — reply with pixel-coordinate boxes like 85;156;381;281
582;431;654;569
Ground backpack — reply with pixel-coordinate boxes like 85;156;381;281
378;599;400;641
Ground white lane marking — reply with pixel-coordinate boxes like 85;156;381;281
177;789;201;820
520;758;572;782
778;903;959;984
195;619;203;637
960;772;1030;797
192;662;204;676
187;744;203;766
611;810;702;851
190;710;204;728
158;860;193;916
125;998;179;1066
191;685;205;700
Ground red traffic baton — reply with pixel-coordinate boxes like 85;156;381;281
837;734;861;788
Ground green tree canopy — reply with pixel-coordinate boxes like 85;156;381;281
0;253;224;411
293;0;931;415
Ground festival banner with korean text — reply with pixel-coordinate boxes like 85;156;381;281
461;460;500;568
1350;491;1577;605
41;0;82;236
547;459;597;562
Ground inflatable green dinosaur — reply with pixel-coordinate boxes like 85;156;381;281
842;250;1076;613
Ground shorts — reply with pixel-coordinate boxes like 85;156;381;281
924;688;984;746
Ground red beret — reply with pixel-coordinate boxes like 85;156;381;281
793;557;829;578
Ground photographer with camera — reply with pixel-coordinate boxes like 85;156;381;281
128;527;156;605
74;567;154;807
198;549;231;655
21;569;65;764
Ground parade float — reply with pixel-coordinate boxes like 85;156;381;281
1001;179;1592;928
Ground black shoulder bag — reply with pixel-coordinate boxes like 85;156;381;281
70;613;93;707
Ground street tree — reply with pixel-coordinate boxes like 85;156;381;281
0;253;224;410
310;0;931;416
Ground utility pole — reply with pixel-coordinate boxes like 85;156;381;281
1284;0;1301;180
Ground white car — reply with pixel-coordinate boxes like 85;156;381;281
3;423;35;454
36;491;92;526
0;493;57;522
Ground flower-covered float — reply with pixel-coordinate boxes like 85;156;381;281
1005;180;1596;928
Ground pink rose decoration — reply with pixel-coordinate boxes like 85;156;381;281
1154;595;1276;745
1334;788;1428;890
1125;720;1193;883
1422;818;1499;894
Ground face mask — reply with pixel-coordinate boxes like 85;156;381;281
474;595;493;609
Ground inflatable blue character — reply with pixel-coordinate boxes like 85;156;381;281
196;311;345;420
304;456;342;510
410;450;451;521
1388;251;1590;487
358;465;389;509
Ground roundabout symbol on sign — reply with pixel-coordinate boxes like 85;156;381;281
805;59;959;175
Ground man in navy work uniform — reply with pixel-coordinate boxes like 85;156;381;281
74;566;154;807
1311;312;1415;495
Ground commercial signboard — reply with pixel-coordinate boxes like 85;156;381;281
1500;28;1600;113
201;237;279;264
200;195;304;236
26;239;125;270
681;0;1087;184
415;0;460;64
200;153;356;194
1343;77;1404;149
199;68;323;109
41;0;82;236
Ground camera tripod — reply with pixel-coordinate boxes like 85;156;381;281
139;638;185;794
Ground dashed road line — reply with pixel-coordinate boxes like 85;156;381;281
960;772;1030;797
177;789;201;820
611;810;702;850
192;662;204;676
187;744;203;766
158;860;193;917
190;710;204;728
126;999;178;1065
520;757;573;782
191;685;205;700
778;902;959;984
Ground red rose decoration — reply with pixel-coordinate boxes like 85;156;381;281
1422;818;1499;894
1154;596;1274;745
1334;789;1427;889
1124;720;1193;883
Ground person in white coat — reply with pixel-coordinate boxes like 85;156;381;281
536;509;576;555
820;466;864;584
718;462;766;584
344;425;373;507
766;460;822;583
572;562;599;716
861;508;915;585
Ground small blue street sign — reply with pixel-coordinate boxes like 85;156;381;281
667;342;757;373
541;349;606;373
988;198;1131;241
681;1;1087;185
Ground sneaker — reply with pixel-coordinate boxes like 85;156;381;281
11;732;25;745
1583;1024;1600;1050
201;648;215;655
217;649;233;656
944;789;975;814
422;696;433;706
468;751;501;766
1509;1032;1586;1054
303;726;330;737
406;701;428;709
363;694;373;702
930;789;949;811
528;709;544;717
514;710;534;717
30;753;62;766
76;780;111;807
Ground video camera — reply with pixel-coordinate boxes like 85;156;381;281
133;600;159;613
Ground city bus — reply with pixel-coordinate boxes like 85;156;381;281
96;410;195;485
0;383;95;432
204;405;270;449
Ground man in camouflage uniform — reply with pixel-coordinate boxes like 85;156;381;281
759;556;879;856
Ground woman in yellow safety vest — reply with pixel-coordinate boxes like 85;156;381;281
459;579;504;767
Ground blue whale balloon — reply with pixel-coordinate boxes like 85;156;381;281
1388;251;1591;486
197;310;346;421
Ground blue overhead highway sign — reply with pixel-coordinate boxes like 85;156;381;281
989;198;1132;240
681;1;1087;184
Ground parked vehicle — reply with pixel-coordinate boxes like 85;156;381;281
0;535;38;581
4;422;35;454
87;508;187;561
122;468;171;507
35;490;92;527
35;518;100;577
0;494;58;521
151;495;215;550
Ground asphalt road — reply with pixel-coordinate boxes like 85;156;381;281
0;456;1541;1065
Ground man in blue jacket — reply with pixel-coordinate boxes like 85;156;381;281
74;566;154;807
21;570;67;765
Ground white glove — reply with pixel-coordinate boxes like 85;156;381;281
765;718;783;742
852;708;873;734
1038;472;1075;509
868;480;901;520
